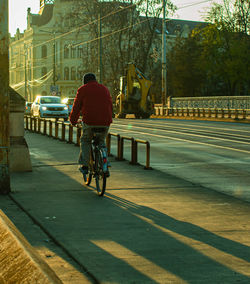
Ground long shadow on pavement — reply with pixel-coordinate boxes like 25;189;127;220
9;166;250;283
6;132;250;283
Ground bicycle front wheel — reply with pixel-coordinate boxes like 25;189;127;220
95;173;106;196
83;148;94;186
94;149;106;196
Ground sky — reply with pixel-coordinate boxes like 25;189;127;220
8;0;223;36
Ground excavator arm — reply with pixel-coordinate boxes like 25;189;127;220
116;63;153;118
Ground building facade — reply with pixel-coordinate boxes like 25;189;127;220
9;0;205;102
9;0;88;102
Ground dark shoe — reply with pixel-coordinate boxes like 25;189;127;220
79;166;88;175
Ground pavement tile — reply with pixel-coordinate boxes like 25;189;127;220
2;131;250;283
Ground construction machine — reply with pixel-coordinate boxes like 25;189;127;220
115;63;153;118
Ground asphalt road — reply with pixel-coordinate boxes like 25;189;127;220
110;118;250;202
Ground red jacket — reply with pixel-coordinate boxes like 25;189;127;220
70;81;113;126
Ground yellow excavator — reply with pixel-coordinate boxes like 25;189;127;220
115;63;153;118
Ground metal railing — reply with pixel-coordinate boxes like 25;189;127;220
26;116;77;143
25;116;151;169
154;107;250;120
105;133;151;169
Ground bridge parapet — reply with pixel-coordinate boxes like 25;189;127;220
168;95;250;109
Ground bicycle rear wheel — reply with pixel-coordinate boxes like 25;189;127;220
94;149;106;196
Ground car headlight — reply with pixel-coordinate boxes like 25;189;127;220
64;107;68;110
42;106;47;111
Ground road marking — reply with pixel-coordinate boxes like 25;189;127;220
110;127;250;154
121;120;250;140
121;119;250;134
112;123;250;144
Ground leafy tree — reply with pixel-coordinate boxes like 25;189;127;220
167;30;206;97
167;0;249;97
204;0;250;95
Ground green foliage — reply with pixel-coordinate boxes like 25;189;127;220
167;0;249;97
167;32;206;97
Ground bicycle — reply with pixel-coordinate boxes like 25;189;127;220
83;128;109;196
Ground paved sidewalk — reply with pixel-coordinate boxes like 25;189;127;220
1;131;250;283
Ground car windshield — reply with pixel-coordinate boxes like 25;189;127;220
40;97;61;104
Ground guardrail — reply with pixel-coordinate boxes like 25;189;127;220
154;107;250;120
106;134;151;169
25;116;151;169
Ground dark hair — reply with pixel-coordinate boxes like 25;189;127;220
83;73;96;84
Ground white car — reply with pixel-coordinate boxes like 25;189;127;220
31;96;68;121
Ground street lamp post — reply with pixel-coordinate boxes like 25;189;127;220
24;47;28;100
98;10;103;84
162;0;167;106
39;30;57;91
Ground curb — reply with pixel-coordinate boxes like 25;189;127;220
0;210;62;284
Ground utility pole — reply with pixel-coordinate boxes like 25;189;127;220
162;0;167;106
24;46;27;100
0;0;10;194
98;11;103;84
53;31;56;86
40;29;57;94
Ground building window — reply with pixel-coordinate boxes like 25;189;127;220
71;67;76;80
77;66;83;80
41;67;47;78
64;45;69;58
64;67;69;80
77;47;83;58
174;24;181;36
71;46;76;58
41;45;47;58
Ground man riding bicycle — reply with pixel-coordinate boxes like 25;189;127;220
69;73;113;175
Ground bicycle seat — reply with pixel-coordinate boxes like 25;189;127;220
91;128;106;133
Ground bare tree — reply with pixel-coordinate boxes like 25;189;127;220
67;0;176;99
206;0;249;34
